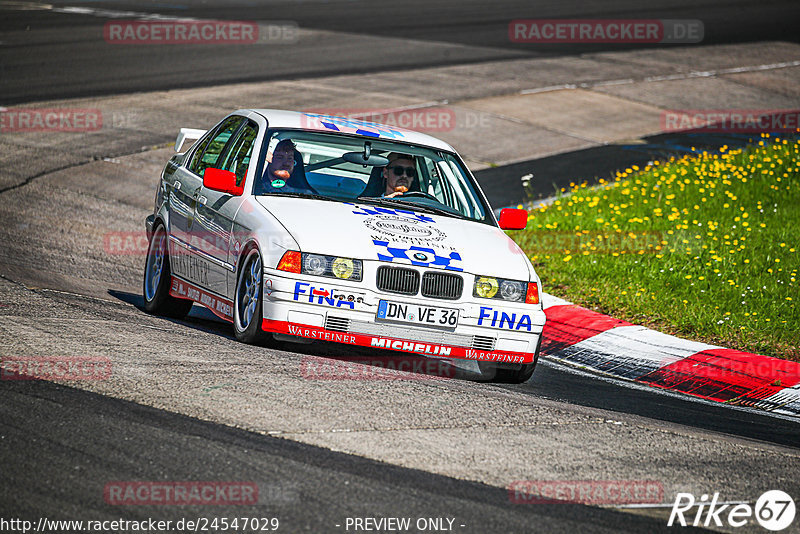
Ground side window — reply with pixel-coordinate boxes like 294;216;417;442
189;116;243;176
219;122;258;186
188;136;212;175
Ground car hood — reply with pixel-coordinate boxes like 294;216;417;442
256;196;532;279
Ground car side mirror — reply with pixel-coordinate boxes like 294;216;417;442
203;168;243;196
498;208;528;230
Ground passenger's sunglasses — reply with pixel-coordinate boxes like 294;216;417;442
388;165;416;178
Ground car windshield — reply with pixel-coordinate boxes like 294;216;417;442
254;129;491;223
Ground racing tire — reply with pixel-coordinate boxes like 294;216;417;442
233;247;269;345
143;224;193;319
479;336;541;384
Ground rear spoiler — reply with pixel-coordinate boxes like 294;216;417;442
174;128;207;153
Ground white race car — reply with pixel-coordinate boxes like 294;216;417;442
144;110;546;382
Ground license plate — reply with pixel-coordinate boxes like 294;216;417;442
376;300;459;329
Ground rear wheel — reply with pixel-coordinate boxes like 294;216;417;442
143;224;193;318
234;248;269;344
479;336;541;383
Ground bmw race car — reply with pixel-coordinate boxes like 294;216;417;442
143;109;546;382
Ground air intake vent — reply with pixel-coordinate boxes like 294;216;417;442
421;271;463;300
471;336;496;351
325;316;351;332
376;266;420;295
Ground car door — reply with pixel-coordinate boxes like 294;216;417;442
169;115;244;292
194;119;259;298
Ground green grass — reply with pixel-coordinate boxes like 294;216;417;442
512;134;799;360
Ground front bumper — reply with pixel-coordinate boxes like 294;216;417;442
259;270;546;364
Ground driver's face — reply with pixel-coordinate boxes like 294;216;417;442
384;158;415;194
269;148;295;176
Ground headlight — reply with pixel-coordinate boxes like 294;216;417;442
474;276;499;298
278;251;362;281
473;276;530;303
331;257;356;279
500;280;525;301
303;254;327;276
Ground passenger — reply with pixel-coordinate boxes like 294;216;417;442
382;153;417;198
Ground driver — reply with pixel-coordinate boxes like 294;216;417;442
382;153;417;198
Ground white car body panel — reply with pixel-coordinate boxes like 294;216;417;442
147;109;546;369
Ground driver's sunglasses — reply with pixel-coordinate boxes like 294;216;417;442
389;165;416;178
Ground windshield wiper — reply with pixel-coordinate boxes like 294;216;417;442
356;196;470;221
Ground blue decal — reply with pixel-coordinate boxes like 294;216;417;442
345;203;435;223
372;240;463;272
293;281;356;309
302;113;406;139
477;305;532;331
377;300;388;319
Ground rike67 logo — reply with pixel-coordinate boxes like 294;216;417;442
669;490;795;531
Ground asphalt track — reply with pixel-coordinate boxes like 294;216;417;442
2;0;800;104
2;1;800;533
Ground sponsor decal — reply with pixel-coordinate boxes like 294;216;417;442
372;240;463;272
464;349;527;363
346;203;435;223
170;250;210;287
104;482;258;505
261;319;535;363
286;324;357;344
293;281;364;308
363;215;446;243
170;278;233;321
477;306;534;331
300;113;406;139
370;338;452;357
265;279;273;297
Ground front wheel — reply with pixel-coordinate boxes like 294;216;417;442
234;248;269;344
143;224;193;318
